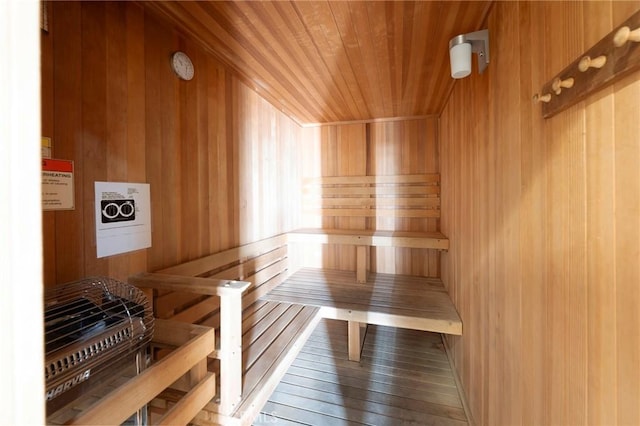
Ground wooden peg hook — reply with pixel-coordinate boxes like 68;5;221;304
613;25;640;47
551;77;574;94
578;55;607;72
533;93;551;103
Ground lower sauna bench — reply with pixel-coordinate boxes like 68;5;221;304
261;267;463;362
255;319;469;426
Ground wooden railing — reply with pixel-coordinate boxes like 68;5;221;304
67;320;215;425
130;274;251;416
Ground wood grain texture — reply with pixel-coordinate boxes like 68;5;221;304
66;321;215;425
440;2;640;425
300;118;441;277
260;319;468;425
262;267;462;335
540;8;640;118
142;1;490;124
42;2;303;286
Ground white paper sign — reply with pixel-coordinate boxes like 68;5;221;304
95;181;151;258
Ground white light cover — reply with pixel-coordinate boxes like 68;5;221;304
450;42;472;79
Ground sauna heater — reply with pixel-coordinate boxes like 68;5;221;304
44;277;154;419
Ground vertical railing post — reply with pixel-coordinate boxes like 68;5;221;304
218;286;243;416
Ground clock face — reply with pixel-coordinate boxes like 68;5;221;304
171;51;194;81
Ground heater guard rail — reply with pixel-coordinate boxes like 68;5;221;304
130;273;251;416
68;319;215;425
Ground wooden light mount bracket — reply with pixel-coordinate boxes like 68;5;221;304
535;9;640;119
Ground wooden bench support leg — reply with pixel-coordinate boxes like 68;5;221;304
219;292;243;416
356;245;369;283
348;321;367;362
189;358;207;388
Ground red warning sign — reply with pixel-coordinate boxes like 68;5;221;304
42;159;74;210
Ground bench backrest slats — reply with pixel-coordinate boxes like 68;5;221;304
154;234;289;324
303;173;440;219
159;234;288;277
305;174;440;185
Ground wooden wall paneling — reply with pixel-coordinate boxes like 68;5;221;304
319;125;338;268
179;39;201;263
225;68;238;252
474;69;490;426
81;2;109;278
613;3;640;424
493;3;523;424
583;1;616;424
41;4;56;287
278;113;303;234
545;2;588;423
124;3;148;279
259;88;276;239
613;49;640;426
461;76;482;423
565;4;591;423
235;78;255;244
52;1;83;284
105;2;131;281
207;62;227;254
228;75;240;250
44;1;306;286
370;120;399;274
367;118;440;277
296;126;322;271
161;31;181;269
441;1;640;425
544;4;571;422
414;118;440;277
518;2;549;425
79;2;107;278
195;48;211;261
232;77;303;245
336;123;367;271
144;13;172;272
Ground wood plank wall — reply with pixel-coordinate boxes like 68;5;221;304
41;2;303;286
299;118;440;277
440;1;640;425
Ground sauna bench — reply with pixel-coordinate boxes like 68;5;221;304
288;228;450;284
261;267;462;361
129;233;461;424
130;235;323;426
288;227;450;250
294;172;447;284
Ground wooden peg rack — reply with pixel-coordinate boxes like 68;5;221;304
536;8;640;119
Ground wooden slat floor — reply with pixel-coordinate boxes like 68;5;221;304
254;319;468;426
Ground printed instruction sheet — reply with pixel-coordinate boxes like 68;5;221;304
95;181;151;258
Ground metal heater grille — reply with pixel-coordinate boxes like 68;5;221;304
44;277;154;415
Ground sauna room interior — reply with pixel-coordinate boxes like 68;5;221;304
2;0;639;425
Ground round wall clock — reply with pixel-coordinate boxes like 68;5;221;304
171;51;194;81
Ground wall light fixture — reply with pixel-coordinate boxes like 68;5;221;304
449;29;490;79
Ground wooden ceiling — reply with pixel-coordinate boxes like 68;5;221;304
145;1;491;125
